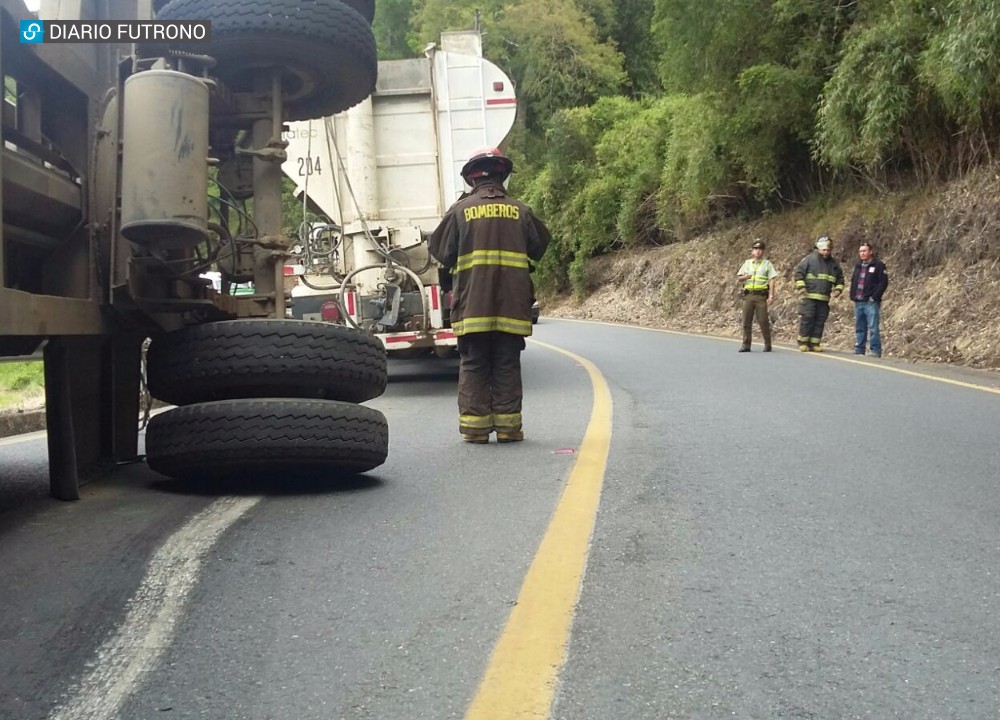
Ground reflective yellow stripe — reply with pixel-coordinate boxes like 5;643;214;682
460;414;521;431
795;280;806;288
453;316;533;336
494;413;521;429
455;249;530;274
805;292;830;301
805;272;838;283
460;414;494;430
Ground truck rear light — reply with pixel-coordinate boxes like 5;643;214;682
320;301;341;322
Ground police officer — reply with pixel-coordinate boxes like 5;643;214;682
793;236;845;352
736;239;777;352
428;147;550;443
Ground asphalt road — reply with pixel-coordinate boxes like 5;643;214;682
1;319;998;719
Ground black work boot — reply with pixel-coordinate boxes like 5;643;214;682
496;430;524;443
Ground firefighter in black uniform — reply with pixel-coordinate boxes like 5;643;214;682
429;147;551;443
793;236;845;352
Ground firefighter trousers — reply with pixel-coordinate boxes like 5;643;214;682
457;331;526;436
798;298;830;347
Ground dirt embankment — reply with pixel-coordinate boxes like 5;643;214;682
545;163;1000;370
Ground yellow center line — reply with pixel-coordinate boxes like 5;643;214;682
465;339;613;720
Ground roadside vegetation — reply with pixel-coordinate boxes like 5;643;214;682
545;161;1000;369
0;362;44;410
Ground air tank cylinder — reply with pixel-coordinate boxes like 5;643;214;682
120;70;209;248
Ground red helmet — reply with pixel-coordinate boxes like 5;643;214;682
461;146;514;183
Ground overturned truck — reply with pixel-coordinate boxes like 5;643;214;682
0;0;388;499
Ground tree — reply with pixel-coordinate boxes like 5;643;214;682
613;0;659;96
921;0;1000;133
410;0;507;56
373;0;416;60
574;0;617;42
815;2;939;174
500;0;626;127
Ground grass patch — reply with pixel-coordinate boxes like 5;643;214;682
0;361;45;409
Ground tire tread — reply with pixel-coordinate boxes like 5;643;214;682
146;399;388;477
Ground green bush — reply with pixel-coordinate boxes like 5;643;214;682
921;0;1000;127
730;63;822;194
658;93;733;225
0;362;44;407
524;98;640;295
815;3;932;171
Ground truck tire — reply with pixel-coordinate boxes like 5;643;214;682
145;399;388;478
147;319;387;405
156;0;377;120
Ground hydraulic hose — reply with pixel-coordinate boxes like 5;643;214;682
338;264;429;333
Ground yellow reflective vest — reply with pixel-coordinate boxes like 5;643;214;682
737;258;777;291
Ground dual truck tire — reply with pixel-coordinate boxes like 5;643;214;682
144;321;389;479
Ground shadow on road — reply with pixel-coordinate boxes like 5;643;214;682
150;471;385;497
387;356;459;384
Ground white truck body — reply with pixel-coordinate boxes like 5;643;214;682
281;31;517;352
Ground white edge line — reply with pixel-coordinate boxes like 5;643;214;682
50;496;260;720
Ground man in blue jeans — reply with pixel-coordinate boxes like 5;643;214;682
850;242;889;357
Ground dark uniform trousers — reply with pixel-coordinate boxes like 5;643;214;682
457;331;526;436
798;298;831;347
741;292;772;349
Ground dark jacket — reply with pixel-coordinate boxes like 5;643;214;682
428;182;550;337
850;259;889;302
793;251;845;302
